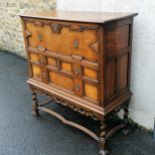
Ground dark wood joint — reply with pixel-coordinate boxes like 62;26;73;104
51;23;62;34
34;21;43;27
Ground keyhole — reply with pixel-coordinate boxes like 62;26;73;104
74;39;79;49
38;33;43;41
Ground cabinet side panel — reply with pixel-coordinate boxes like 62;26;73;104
104;18;132;103
106;25;129;55
117;54;128;91
106;61;116;98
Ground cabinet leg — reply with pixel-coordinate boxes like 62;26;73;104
122;107;129;135
98;121;108;155
32;92;39;117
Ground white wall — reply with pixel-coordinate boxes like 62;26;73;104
57;0;155;129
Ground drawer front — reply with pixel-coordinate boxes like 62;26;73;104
25;19;99;62
28;53;100;104
23;19;101;104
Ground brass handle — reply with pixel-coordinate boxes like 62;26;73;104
38;46;47;52
75;67;81;75
38;33;43;41
75;84;80;92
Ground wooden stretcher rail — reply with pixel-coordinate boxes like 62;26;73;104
38;106;99;141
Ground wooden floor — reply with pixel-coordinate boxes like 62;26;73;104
0;51;154;155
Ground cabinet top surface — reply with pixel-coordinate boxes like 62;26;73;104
19;10;138;23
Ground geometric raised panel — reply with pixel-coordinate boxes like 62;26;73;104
83;67;97;79
84;83;98;102
49;71;74;91
47;57;57;67
31;65;41;78
30;53;39;62
117;54;128;90
61;62;72;73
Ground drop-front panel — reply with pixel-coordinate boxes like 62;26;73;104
20;11;138;155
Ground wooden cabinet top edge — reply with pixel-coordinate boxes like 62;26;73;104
18;10;138;24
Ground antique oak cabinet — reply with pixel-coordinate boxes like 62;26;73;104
19;11;137;155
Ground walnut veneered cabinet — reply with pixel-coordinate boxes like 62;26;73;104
19;11;138;155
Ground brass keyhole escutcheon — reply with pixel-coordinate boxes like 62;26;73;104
74;39;79;49
38;33;43;41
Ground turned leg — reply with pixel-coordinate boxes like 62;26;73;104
98;121;108;155
122;106;129;135
123;107;129;124
32;92;39;117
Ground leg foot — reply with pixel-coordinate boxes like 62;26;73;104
32;107;39;117
99;150;109;155
32;92;39;117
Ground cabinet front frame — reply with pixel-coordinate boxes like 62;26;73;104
21;17;105;106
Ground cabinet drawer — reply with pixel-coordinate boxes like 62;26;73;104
29;54;99;104
25;20;99;62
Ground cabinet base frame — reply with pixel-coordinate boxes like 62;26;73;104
32;91;129;155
